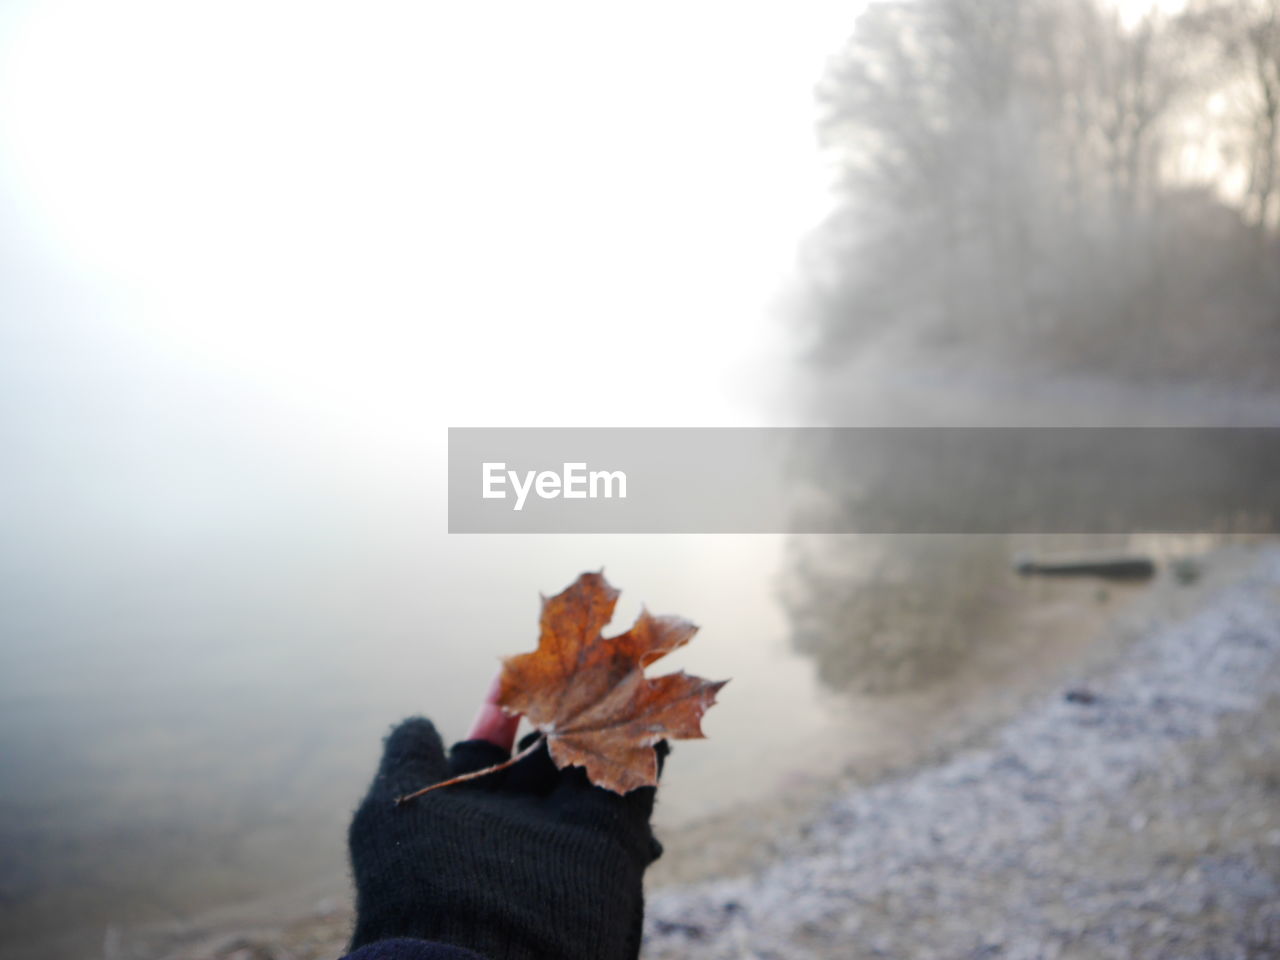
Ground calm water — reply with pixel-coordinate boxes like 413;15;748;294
5;408;1268;960
0;513;855;959
5;335;1268;960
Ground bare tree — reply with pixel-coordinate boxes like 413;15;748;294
802;0;1278;384
1183;0;1280;236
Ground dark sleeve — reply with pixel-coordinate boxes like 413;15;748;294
341;938;490;960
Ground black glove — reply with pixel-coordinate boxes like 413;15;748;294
347;717;665;960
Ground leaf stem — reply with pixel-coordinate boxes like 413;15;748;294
394;734;547;806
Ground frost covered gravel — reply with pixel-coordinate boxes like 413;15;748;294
643;547;1280;960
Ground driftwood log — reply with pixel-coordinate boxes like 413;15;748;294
1014;554;1157;580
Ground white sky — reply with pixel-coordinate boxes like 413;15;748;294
0;1;860;443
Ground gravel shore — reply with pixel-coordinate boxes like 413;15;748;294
642;544;1280;959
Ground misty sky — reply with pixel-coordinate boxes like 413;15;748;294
0;15;865;947
0;1;858;447
0;1;889;621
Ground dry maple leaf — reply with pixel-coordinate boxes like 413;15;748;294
495;571;728;793
395;572;727;803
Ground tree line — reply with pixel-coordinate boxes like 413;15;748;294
803;0;1280;383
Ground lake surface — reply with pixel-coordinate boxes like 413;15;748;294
1;512;1199;959
5;348;1271;960
0;516;862;959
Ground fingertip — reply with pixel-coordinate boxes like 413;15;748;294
375;717;449;793
618;780;659;822
382;717;447;764
654;740;671;778
647;835;664;864
468;702;519;751
466;673;520;751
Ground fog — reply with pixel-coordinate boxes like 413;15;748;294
0;4;856;957
2;1;1278;958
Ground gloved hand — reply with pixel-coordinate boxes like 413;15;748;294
347;716;666;960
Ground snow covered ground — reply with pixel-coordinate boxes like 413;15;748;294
644;545;1280;959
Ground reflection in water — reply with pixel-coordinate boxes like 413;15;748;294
781;526;1254;701
779;425;1279;696
782;536;1014;695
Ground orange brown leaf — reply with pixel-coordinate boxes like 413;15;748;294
496;571;727;794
